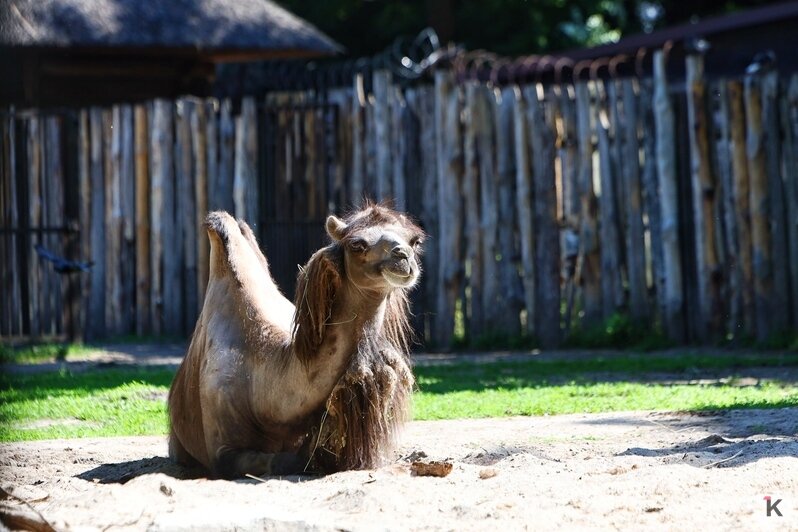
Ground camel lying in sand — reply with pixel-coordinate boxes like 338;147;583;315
168;203;424;478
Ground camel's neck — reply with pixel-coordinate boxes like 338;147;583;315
255;284;391;424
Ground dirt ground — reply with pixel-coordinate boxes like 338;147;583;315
2;408;797;531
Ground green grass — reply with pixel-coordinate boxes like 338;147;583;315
0;352;796;442
0;343;98;364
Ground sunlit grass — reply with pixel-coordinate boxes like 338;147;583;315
1;352;796;442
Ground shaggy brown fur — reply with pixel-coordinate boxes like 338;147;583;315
168;203;423;478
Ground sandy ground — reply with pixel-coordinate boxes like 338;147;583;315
1;408;797;531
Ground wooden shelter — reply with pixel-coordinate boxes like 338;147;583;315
0;0;340;108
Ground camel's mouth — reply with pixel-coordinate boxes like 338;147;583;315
382;269;418;288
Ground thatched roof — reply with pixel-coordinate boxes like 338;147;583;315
0;0;341;58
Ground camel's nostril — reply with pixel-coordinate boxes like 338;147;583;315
391;245;410;259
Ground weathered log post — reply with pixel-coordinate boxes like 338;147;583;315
574;81;602;327
350;73;366;203
727;81;754;336
216;99;235;213
134;104;150;335
391;85;407;211
686;55;722;341
106;107;123;336
463;83;484;338
176;100;197;334
119;105;136;334
493;87;523;337
595;80;623;319
77;110;91;339
192;102;209;308
87;108;105;339
783;75;798;329
744;71;772;341
653;50;685;342
620;79;649;323
639;80;665;326
373;70;393;202
761;70;790;334
557;85;580;332
234;97;258;222
149;100;173;335
434;70;464;346
514;87;536;336
527;84;561;348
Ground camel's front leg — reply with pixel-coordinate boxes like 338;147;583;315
213;447;305;479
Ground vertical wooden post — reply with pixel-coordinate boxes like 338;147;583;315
620;79;649;322
639;80;665;326
434;70;463;346
134;104;151;335
87;108;106;339
595;81;623;319
477;86;501;333
192;101;209;308
761;71;790;334
513;87;535;335
176;100;196;334
686;55;722;340
217;99;235;213
727;81;754;336
463;83;483;338
205;101;220;211
150;100;170;335
574;81;601;327
119;105;136;335
27;116;43;337
653;51;685;342
105;107;123;336
391;85;407;211
45;116;65;335
494;87;522;337
234;97;258;221
350;73;366;204
782;75;798;329
744;73;772;341
528;85;561;348
373;70;393;202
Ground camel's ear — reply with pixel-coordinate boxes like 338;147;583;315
292;246;342;366
326;215;347;241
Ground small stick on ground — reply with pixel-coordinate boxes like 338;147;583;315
702;449;744;469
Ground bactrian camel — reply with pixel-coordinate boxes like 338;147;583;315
168;203;424;478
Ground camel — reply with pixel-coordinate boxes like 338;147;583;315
167;203;424;478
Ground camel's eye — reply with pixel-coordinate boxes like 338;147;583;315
410;237;423;250
349;239;368;253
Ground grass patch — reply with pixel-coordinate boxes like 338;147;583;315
1;351;796;442
564;313;673;351
0;343;98;365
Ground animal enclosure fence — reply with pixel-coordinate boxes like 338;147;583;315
1;51;797;347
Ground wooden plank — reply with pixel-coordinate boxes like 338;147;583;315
574;81;602;327
192;101;209;309
106;106;122;336
434;70;463;346
134;104;151;335
761;70;790;334
782;75;798;329
744;74;772;341
350;73;366;204
27;116;42;337
477;86;501;334
120;105;136;335
653;50;685;342
176;100;196;334
513;86;535;336
45;116;65;335
149;100;170;335
234;97;258;221
391;85;407;211
5;112;21;335
595;80;623;319
494;87;522;337
727;80;754;336
463;83;483;338
714;82;741;338
87;108;106;339
639;80;665;326
686;55;722;340
414;85;440;344
620;79;649;323
216;99;235;213
373;69;393;202
205;101;220;211
527;84;561;348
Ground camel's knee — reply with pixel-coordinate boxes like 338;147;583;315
214;448;304;479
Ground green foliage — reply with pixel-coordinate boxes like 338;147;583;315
564;313;672;351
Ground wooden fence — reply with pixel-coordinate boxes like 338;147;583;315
2;52;797;347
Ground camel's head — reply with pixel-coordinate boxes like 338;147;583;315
326;204;424;292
